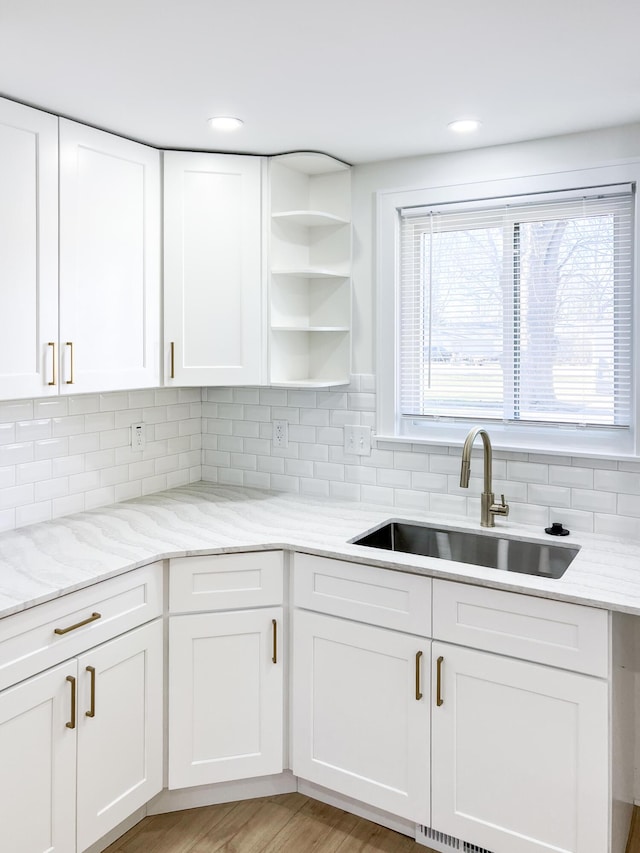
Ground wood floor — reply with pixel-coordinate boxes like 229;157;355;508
103;793;434;853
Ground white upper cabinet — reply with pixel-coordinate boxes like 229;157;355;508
0;99;58;400
164;152;265;386
59;120;161;393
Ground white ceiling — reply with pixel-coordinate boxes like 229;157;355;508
1;0;639;164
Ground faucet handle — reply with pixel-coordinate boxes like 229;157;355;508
490;494;510;518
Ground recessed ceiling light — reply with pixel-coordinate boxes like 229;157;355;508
208;116;244;132
448;119;482;133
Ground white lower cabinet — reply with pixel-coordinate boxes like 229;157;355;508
430;641;609;853
292;609;430;824
76;619;164;851
168;607;284;789
0;661;76;853
0;618;163;853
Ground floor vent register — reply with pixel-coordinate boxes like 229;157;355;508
416;824;493;853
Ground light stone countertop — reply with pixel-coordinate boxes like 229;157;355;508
0;482;639;620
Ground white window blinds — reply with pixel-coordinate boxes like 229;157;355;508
399;185;634;428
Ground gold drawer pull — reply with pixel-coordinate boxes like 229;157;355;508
436;655;444;707
48;341;56;386
66;675;76;729
415;651;423;700
272;619;277;664
54;612;101;636
65;341;74;384
86;666;96;718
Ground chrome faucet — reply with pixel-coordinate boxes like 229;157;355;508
459;427;509;528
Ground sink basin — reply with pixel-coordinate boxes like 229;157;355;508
351;521;578;579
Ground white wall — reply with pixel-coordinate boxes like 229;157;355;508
351;121;640;372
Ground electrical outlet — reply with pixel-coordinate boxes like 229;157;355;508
272;419;288;449
131;423;146;451
344;425;371;456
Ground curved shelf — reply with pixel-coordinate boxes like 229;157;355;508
272;210;350;227
269;379;350;388
271;325;350;333
271;267;348;280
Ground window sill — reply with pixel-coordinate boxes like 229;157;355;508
375;428;638;462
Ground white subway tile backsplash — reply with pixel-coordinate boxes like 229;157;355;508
128;390;156;408
100;393;129;412
527;483;571;508
287;390;317;408
33;398;68;419
0;424;16;445
0;401;33;423
507;461;548;484
35;477;69;502
571;488;617;513
548;465;594;489
16;420;52;442
1;375;639;538
594;469;640;495
314;462;345;481
270;473;300;492
300;477;330;497
617;494;640;518
377;468;411;489
0;484;34;509
52;494;85;518
243;471;271;489
0;467;15;489
85;486;116;509
549;507;594;533
16;501;51;527
594;513;640;538
52;416;85;437
0;443;34;466
285;459;314;478
17;460;52;485
330;482;361;501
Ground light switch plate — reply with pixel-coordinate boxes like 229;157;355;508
344;425;371;456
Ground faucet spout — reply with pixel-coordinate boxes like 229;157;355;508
459;427;509;527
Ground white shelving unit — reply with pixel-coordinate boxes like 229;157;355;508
269;152;352;387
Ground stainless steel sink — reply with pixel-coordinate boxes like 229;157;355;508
351;521;578;579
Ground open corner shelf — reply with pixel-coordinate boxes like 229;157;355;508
269;152;352;388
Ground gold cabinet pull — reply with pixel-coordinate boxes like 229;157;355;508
65;341;74;384
272;619;277;664
54;611;101;636
436;655;444;707
170;341;175;379
415;651;423;700
66;675;76;729
48;341;56;386
85;666;96;718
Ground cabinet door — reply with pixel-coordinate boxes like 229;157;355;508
292;610;430;824
0;98;58;399
431;642;609;853
59;120;160;393
0;661;76;853
168;607;283;788
76;619;163;852
164;151;265;386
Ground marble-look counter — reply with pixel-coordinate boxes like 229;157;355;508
0;482;639;620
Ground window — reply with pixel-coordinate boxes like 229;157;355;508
377;169;639;456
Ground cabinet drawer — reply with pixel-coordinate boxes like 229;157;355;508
169;551;283;613
293;553;431;637
0;562;162;691
432;580;609;677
